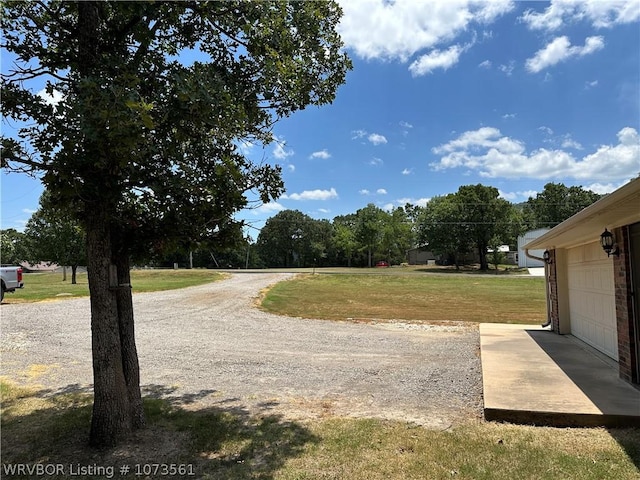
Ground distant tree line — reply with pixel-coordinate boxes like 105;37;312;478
4;182;602;272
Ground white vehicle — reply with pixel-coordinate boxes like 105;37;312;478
1;265;24;302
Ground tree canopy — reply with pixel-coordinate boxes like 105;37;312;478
524;183;602;229
417;194;471;268
0;228;27;265
1;0;351;446
23;192;86;283
416;185;523;270
256;209;321;268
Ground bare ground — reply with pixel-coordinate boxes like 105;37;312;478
1;272;483;430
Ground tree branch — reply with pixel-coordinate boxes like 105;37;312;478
3;65;68;83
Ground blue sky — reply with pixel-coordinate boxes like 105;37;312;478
2;0;639;235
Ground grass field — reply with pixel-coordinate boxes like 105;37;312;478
2;381;639;480
261;273;547;324
2;269;226;303
3;270;638;478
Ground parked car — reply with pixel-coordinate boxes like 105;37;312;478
375;261;390;267
1;265;24;302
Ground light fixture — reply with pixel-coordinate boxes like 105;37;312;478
543;250;552;264
600;228;620;257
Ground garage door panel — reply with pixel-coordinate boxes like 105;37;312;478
567;251;617;361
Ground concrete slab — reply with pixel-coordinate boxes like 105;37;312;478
480;323;640;427
527;267;545;276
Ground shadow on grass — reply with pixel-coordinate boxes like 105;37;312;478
608;428;640;472
414;266;528;276
1;383;319;480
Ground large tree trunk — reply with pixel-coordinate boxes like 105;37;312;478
77;2;143;447
114;254;145;429
86;213;133;447
478;244;489;271
71;265;78;285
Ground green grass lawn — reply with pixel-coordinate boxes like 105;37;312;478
1;381;638;480
261;273;547;324
3;269;226;303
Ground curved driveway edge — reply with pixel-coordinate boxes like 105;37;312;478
1;272;482;429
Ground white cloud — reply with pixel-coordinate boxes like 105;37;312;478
368;133;388;145
283;188;338;201
521;0;640;31
479;60;492;69
577;127;640;179
254;202;284;214
354;130;388;145
498;190;539;202
309;149;331;160
397;197;431;207
369;157;383;166
317;208;331;214
525;36;604;73
561;135;583;150
237;139;255;155
287;164;295;172
399;121;413;129
22;208;38;214
498;190;518;201
37;88;63;106
502;113;516;119
430;126;640;182
432;127;525;156
520;1;573;31
585;79;599;89
585;181;630;195
359;189;370;195
520;190;539;200
337;0;514;62
352;129;368;139
543;130;584;150
408;44;464;76
402;168;413;175
498;61;515;76
376;188;387;195
273;136;294;159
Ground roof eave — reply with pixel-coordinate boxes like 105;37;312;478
524;178;640;250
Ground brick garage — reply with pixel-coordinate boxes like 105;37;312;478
525;179;640;387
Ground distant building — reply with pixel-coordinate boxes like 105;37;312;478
517;229;550;268
20;262;59;272
488;245;517;265
406;246;436;265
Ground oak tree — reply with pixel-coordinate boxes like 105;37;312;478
525;182;601;228
1;1;350;446
354;204;386;267
24;192;86;284
456;184;520;270
417;194;471;268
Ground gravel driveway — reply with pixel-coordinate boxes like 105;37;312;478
1;272;482;429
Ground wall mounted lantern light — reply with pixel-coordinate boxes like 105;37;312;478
543;250;552;264
600;228;620;257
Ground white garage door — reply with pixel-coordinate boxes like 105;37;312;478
567;242;618;360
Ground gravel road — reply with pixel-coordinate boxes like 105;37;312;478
1;272;483;429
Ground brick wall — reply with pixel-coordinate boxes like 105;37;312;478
614;226;638;384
